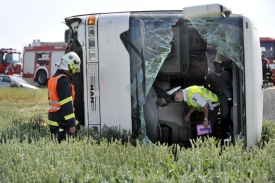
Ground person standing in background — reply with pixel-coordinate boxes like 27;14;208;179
262;54;269;84
204;57;231;119
5;64;14;75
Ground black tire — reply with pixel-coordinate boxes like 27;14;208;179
64;29;69;43
160;126;171;145
36;70;47;85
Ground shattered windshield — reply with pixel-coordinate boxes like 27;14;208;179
126;12;244;143
128;13;182;104
189;15;244;70
127;13;181;143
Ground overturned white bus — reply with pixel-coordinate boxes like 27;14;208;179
64;4;263;147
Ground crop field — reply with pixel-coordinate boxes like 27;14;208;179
0;87;275;182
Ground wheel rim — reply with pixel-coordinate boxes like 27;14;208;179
38;73;46;83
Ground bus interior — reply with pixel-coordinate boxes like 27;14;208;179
121;12;245;146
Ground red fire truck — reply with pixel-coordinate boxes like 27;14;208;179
22;40;66;85
0;48;22;74
260;37;275;83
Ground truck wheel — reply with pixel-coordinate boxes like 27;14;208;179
36;70;47;85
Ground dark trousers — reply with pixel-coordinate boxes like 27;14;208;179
262;68;267;80
49;124;80;143
208;106;219;135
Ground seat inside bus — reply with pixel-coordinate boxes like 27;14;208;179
144;82;192;145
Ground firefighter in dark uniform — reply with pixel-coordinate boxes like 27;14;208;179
47;52;81;142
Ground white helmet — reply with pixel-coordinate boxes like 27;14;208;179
61;52;81;73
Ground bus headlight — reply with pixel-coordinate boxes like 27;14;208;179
89;50;95;61
89;38;95;49
88;27;95;37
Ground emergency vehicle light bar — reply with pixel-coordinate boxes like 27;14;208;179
0;48;20;53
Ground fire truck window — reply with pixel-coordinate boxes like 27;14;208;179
4;54;12;62
36;53;50;66
266;46;274;58
261;42;274;58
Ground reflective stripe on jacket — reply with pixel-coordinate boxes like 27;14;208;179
48;74;75;112
48;119;79;127
47;70;78;128
186;85;218;111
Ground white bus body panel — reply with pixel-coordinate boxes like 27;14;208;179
69;7;263;146
183;4;230;19
243;16;263;147
98;13;131;131
23;51;35;74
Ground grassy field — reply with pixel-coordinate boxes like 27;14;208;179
0;87;275;182
0;86;48;122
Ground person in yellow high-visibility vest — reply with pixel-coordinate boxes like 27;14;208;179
167;85;220;133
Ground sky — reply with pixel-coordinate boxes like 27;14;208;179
1;0;275;53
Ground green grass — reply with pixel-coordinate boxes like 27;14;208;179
0;87;48;122
0;87;275;182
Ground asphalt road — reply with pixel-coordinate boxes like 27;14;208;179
263;87;275;121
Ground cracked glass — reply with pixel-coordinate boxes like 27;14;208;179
126;12;244;143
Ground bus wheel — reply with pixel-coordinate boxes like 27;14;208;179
36;70;47;85
160;126;171;145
